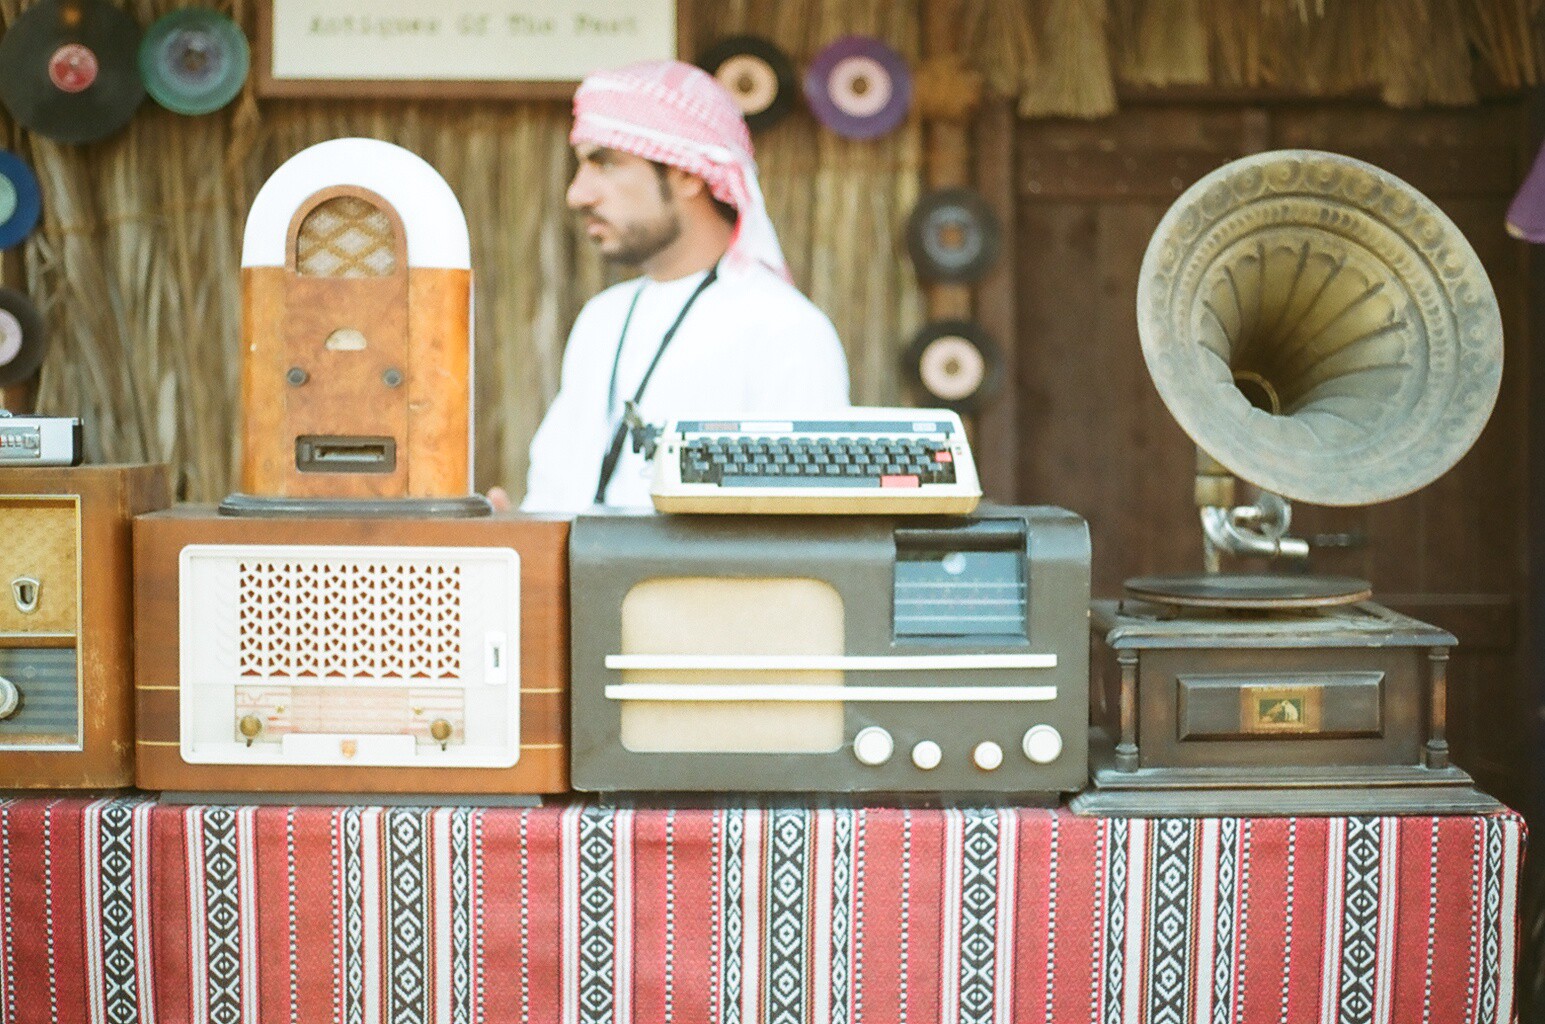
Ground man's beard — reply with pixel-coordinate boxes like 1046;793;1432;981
595;208;682;265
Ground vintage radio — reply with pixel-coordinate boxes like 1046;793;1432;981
1072;150;1503;815
134;507;568;797
569;507;1089;795
0;465;170;788
232;137;478;511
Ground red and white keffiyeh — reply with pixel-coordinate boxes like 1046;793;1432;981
571;60;788;280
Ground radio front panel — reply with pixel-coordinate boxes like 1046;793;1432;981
0;648;79;748
179;544;519;768
0;466;171;788
134;508;570;796
570;508;1091;794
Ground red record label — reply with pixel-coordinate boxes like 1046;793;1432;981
48;43;99;93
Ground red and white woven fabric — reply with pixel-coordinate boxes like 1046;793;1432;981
0;798;1525;1024
571;60;788;280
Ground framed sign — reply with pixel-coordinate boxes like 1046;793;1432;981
256;0;689;99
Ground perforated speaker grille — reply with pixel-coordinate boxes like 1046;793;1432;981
295;195;398;278
236;559;463;681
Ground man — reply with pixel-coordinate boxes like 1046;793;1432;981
514;60;849;513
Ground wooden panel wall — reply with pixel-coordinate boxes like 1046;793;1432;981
1009;101;1531;809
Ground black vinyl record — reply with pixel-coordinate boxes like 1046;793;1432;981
1123;573;1374;610
699;35;796;131
903;320;1001;413
0;289;47;388
907;188;1000;283
0;0;145;144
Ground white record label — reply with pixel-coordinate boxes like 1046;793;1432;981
0;309;23;367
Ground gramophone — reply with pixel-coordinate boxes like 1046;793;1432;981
1073;150;1503;815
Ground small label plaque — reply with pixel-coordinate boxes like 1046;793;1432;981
1240;685;1324;734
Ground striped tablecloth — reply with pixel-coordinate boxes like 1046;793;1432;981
0;798;1523;1024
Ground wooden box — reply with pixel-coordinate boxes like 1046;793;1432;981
1072;599;1500;815
134;507;568;796
0;465;170;788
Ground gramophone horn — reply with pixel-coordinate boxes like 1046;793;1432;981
1137;150;1503;507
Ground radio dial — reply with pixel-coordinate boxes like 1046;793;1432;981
911;740;942;770
0;676;18;720
1022;724;1063;764
853;726;894;766
972;740;1004;771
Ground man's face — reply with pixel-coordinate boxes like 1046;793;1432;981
567;144;681;265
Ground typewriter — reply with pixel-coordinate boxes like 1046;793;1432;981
647;408;982;514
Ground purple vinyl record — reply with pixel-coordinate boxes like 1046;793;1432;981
804;36;911;140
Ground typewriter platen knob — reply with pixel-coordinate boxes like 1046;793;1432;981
853;726;894;766
1021;724;1063;764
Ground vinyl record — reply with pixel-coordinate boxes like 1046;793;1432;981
903;320;1001;413
804;35;911;140
1123;573;1373;610
0;150;42;251
907;188;1000;283
699;35;795;131
139;7;249;116
0;289;47;388
0;0;145;144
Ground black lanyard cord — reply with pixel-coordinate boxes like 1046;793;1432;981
594;265;718;504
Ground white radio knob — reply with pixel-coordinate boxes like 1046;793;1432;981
911;740;942;770
853;726;894;766
0;676;16;720
972;740;1004;771
1022;725;1064;764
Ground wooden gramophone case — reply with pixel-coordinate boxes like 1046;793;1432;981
1075;598;1496;815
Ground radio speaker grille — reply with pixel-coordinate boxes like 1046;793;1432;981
619;577;844;753
236;559;463;681
296;195;398;278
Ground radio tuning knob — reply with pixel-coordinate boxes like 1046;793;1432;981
911;740;942;770
238;715;263;746
972;740;1004;771
1022;724;1063;764
853;726;894;766
430;719;453;748
0;676;18;720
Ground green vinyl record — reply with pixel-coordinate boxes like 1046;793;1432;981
139;7;248;116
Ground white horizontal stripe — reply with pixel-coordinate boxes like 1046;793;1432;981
606;653;1055;671
603;683;1058;703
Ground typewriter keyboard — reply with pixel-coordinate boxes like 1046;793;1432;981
679;435;958;488
650;411;981;513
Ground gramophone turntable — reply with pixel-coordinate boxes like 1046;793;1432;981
1073;150;1503;816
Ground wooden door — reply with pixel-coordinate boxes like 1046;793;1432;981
1006;101;1531;810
